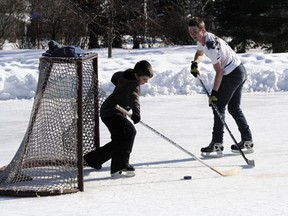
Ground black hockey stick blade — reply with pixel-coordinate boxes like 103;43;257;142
247;159;255;167
235;145;255;167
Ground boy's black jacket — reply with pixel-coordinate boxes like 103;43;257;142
100;69;140;118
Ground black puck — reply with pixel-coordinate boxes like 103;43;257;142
183;176;192;180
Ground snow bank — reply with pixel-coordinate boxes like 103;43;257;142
0;46;288;100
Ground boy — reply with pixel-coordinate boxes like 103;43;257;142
84;60;153;178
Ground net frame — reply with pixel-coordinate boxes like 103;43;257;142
0;53;105;197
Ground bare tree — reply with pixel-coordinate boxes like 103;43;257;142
106;0;115;58
25;0;87;48
0;0;28;49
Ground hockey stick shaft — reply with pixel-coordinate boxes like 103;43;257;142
115;105;239;176
197;77;255;167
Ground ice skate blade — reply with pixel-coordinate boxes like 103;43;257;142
231;149;254;154
201;152;223;158
111;171;135;179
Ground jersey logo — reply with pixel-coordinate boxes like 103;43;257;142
206;37;219;50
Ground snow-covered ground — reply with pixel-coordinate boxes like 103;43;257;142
1;46;288;215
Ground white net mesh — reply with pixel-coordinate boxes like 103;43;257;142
0;53;106;197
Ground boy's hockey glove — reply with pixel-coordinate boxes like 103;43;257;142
131;112;141;124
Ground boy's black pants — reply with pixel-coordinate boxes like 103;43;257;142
84;114;136;173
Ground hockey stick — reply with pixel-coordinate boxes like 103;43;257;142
115;105;240;177
197;77;255;167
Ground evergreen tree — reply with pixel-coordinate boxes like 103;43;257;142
153;0;191;45
213;0;288;53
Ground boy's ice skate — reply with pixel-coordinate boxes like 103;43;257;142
201;141;224;158
231;141;254;154
111;165;135;179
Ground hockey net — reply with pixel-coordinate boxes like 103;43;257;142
0;53;106;197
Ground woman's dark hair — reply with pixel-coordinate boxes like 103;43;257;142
134;60;153;78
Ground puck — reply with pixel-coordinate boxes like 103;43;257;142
183;176;192;180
